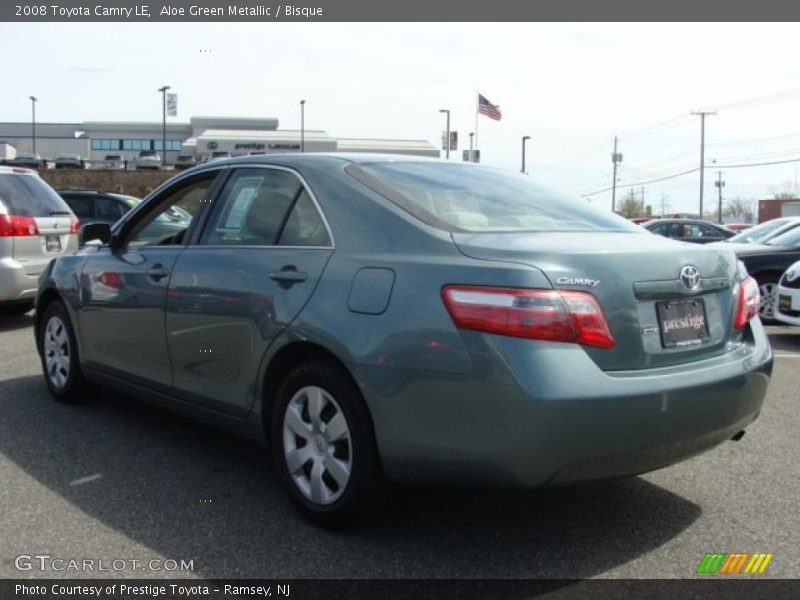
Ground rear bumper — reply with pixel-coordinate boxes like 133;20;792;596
0;258;40;304
356;319;772;487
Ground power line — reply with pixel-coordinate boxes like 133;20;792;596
579;155;800;198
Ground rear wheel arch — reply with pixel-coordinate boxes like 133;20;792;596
259;341;371;442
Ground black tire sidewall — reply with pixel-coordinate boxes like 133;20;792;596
39;300;86;403
271;360;383;525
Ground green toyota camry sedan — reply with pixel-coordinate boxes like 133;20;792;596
34;154;772;525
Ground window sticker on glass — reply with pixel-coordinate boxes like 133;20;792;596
223;177;263;229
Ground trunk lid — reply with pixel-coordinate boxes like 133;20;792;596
452;230;740;371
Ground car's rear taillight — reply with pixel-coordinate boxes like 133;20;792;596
69;215;80;234
733;276;760;330
441;285;615;349
0;214;39;237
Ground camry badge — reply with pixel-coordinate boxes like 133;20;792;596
556;276;600;287
679;265;700;291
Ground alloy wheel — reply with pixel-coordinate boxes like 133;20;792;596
758;282;777;320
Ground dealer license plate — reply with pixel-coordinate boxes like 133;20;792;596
656;299;709;348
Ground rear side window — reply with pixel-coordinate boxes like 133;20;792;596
201;168;330;247
348;162;639;233
62;194;95;219
0;174;73;217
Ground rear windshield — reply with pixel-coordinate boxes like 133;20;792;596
767;226;800;248
139;151;157;157
105;155;122;160
348;162;639;233
0;174;73;217
729;218;791;243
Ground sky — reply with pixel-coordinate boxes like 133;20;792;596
3;22;800;216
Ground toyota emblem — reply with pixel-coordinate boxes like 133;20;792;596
680;265;701;291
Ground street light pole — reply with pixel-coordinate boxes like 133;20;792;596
439;109;450;159
300;100;306;153
29;96;37;155
157;85;170;166
521;135;530;173
469;132;474;162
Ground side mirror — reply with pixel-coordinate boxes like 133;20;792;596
80;222;112;246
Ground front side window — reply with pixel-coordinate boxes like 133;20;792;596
200;168;330;247
348;162;640;233
123;174;217;247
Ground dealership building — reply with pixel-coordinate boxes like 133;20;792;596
0;116;439;163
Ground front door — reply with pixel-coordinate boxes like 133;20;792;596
78;171;222;387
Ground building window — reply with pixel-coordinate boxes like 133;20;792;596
91;139;122;150
154;140;182;151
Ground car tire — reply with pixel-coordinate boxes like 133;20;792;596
39;300;94;404
271;360;385;527
0;301;34;316
756;274;780;325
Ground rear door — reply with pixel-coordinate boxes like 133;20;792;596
0;171;77;278
165;166;334;415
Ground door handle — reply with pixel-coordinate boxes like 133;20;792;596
270;267;308;283
146;264;170;280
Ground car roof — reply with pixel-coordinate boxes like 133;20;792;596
0;165;38;176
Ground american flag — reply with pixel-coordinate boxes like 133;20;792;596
478;94;502;121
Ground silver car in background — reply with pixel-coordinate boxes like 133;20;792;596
0;167;79;315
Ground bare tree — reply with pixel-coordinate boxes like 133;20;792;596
768;180;797;200
723;197;754;222
617;189;643;218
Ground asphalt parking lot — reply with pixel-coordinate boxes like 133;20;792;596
0;313;798;580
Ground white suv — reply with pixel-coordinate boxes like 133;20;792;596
0;167;79;315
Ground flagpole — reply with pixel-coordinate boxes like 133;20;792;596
474;91;479;161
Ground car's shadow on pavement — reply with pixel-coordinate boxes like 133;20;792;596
0;375;701;580
0;313;34;334
767;332;800;353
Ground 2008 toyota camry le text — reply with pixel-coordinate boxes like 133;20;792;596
34;154;772;525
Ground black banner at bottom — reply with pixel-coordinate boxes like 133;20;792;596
2;579;800;600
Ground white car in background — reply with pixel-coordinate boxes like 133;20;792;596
776;260;800;326
134;150;162;170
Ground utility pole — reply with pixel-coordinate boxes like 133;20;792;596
439;109;450;159
157;85;170;166
640;187;647;216
521;135;530;173
691;110;716;218
715;171;725;224
300;100;306;152
611;136;622;213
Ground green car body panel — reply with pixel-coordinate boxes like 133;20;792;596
35;154;772;488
